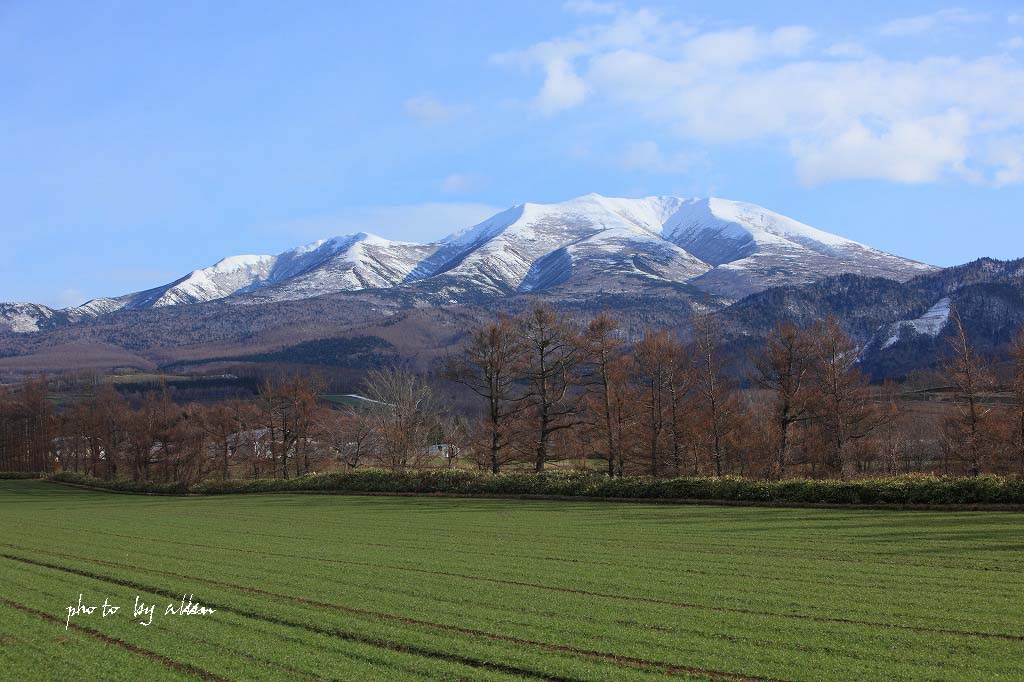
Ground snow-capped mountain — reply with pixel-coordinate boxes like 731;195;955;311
0;194;936;333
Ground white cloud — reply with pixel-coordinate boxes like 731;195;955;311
1009;13;1024;26
563;0;618;15
495;6;1024;186
620;141;694;173
1000;36;1024;51
537;57;589;114
491;8;694;115
683;26;815;67
403;95;465;124
440;173;489;194
879;8;988;38
986;136;1024;186
824;42;869;58
792;111;971;185
57;288;85;308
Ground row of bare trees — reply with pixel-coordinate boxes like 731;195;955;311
445;307;857;478
0;376;320;482
938;310;1024;477
0;368;464;483
0;378;53;473
447;305;1024;478
4;304;1024;481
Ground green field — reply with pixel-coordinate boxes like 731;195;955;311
1;481;1022;681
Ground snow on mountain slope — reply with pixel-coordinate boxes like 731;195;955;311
71;298;130;317
94;233;437;311
242;233;437;303
0;301;116;333
425;194;930;298
0;303;57;333
664;198;857;264
422;194;696;294
519;227;711;293
126;254;278;308
872;297;953;351
663;198;936;298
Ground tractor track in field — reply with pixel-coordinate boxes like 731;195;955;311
0;597;228;681
3;570;467;682
7;538;1021;646
0;551;784;682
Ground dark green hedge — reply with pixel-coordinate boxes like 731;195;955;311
48;470;1024;506
0;472;42;480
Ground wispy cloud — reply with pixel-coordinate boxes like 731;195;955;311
493;4;1024;187
878;8;988;38
491;8;694;115
619;141;695;174
562;0;619;16
57;288;85;308
824;42;869;58
402;95;466;124
536;57;589;114
440;173;490;194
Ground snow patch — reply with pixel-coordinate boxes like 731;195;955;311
880;298;952;349
0;303;54;333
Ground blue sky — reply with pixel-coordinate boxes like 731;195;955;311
3;1;1024;307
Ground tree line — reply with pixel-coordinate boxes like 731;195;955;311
2;304;1024;481
445;305;1024;478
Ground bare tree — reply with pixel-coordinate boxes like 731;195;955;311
321;407;375;469
752;321;816;478
632;330;675;477
585;311;622;473
194;400;248;480
874;381;905;476
82;383;129;480
445;317;527;473
363;367;437;470
517;304;584;472
1008;329;1024;475
222;399;264;479
256;373;324;478
124;390;179;482
692;313;740;476
941;308;995;477
809;318;880;478
666;338;695;476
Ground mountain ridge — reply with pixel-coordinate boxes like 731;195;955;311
1;194;934;334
